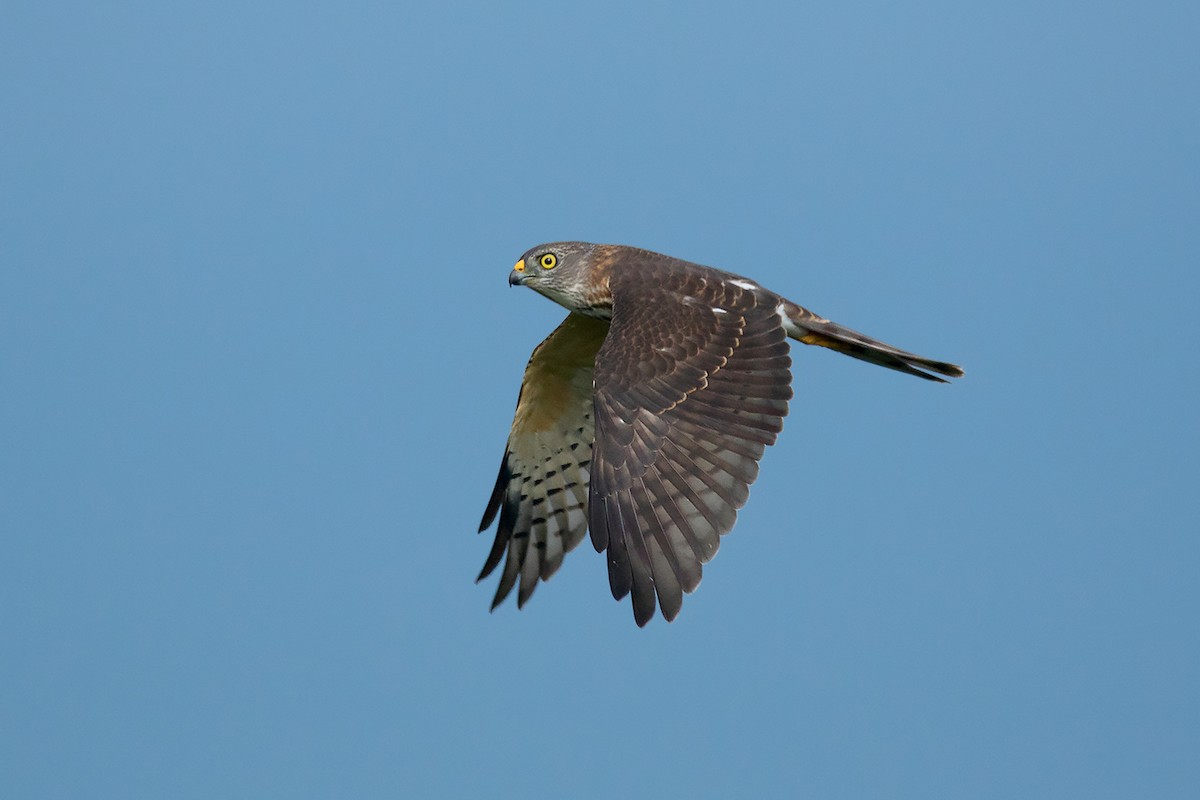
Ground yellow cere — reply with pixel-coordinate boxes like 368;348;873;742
540;253;557;269
513;259;526;273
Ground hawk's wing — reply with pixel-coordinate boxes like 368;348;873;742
478;312;609;611
589;268;793;626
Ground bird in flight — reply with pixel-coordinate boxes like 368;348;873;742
478;242;963;626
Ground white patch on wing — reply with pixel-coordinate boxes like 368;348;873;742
730;279;759;291
713;307;728;315
776;302;802;337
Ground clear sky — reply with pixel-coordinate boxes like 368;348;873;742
2;2;1197;798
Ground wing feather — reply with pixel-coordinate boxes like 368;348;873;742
477;313;609;611
589;265;792;625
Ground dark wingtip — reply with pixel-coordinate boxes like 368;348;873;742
479;454;510;532
634;603;655;627
489;583;512;612
516;577;537;609
658;595;682;623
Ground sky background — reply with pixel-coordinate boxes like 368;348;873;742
2;2;1197;798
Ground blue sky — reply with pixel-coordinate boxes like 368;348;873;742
2;2;1197;797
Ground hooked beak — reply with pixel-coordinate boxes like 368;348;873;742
508;258;526;287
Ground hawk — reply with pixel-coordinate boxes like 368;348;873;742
478;242;963;626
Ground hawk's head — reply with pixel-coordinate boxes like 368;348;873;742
509;241;609;315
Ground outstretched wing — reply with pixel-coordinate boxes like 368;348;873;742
478;313;609;611
589;265;793;626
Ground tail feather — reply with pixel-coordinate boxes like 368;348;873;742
780;300;964;383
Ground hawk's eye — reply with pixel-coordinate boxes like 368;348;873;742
539;253;558;270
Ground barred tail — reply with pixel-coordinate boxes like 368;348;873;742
779;299;964;383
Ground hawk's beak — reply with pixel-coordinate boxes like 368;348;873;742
509;259;527;287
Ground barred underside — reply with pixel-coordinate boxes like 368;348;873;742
477;313;607;610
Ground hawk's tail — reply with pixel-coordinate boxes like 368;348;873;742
780;299;964;383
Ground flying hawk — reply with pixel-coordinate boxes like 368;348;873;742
478;242;963;626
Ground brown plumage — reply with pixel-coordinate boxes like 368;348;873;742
479;242;963;626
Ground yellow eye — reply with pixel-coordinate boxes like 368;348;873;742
539;253;557;269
